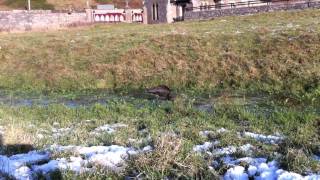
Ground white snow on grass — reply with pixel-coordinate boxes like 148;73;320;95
199;128;284;145
224;166;248;180
199;128;229;137
239;144;253;153
213;146;237;156
194;127;318;180
51;127;73;138
193;141;219;153
0;151;50;179
193;142;254;156
49;144;152;172
33;156;91;176
142;145;153;152
221;156;320;180
217;128;228;134
90;123;128;135
0;144;151;179
243;132;284;144
49;144;138;171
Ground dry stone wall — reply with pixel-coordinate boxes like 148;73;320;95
0;10;90;32
185;1;320;20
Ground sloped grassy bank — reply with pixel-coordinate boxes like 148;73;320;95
0;9;319;103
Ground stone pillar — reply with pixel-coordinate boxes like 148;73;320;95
125;9;133;23
143;2;148;24
85;9;93;22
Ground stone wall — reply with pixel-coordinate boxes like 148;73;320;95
0;10;90;32
144;0;170;24
185;1;320;20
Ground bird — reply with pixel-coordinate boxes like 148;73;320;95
145;85;175;101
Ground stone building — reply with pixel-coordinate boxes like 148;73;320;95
143;0;222;23
90;4;143;23
143;0;188;24
143;0;258;24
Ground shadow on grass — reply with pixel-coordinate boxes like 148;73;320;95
0;134;34;156
0;134;63;179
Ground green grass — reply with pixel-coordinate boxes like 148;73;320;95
0;9;320;179
3;0;54;10
0;9;319;103
0;95;319;178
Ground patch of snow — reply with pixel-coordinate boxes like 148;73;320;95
199;130;213;137
224;166;248;180
220;156;320;180
199;128;228;137
1;143;151;179
193;142;213;152
90;123;127;135
243;132;284;144
0;151;50;179
50;144;149;172
221;156;267;167
9;151;50;165
313;155;320;161
51;127;72;138
193;141;219;153
239;144;253;154
277;171;304;180
217;128;228;133
33;156;90;175
142;145;153;152
247;165;257;176
213;146;237;156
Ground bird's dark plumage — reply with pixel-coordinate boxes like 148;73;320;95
146;85;175;100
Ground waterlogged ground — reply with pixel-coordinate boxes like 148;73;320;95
0;93;319;179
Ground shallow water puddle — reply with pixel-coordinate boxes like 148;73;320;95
0;95;108;108
0;91;271;111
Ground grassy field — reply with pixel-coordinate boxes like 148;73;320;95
0;9;319;179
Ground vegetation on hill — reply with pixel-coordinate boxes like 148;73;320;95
0;9;319;103
2;0;54;10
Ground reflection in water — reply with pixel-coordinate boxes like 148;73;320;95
0;92;317;117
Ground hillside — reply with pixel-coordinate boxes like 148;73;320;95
0;9;319;103
0;9;319;179
0;0;143;10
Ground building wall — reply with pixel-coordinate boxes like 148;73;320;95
0;10;89;32
0;8;144;32
144;0;170;23
92;9;143;23
185;1;320;20
167;3;179;23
